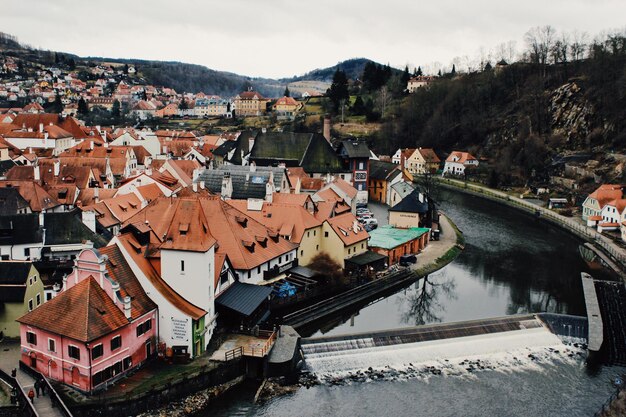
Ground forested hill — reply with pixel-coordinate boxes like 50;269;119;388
376;34;626;185
0;33;395;96
280;58;401;83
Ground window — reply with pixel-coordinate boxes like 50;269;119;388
257;266;261;274
180;260;185;272
313;230;316;236
300;250;303;256
28;299;33;311
324;232;329;238
362;243;364;249
137;320;153;337
36;293;41;306
316;245;319;250
24;248;30;258
48;338;55;352
348;248;351;254
68;345;80;360
26;331;37;345
91;344;103;360
279;256;282;263
247;271;251;279
46;293;52;301
110;335;122;351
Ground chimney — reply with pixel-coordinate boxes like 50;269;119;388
353;220;359;233
34;164;41;182
90;140;94;150
111;281;120;303
81;210;96;233
250;161;256;172
248;136;255;152
192;182;198;192
261;127;267;134
323;116;331;142
199;180;205;189
265;181;274;203
39;123;44;133
94;186;100;203
123;296;132;319
53;159;60;176
62;274;68;292
221;172;232;200
52;283;61;297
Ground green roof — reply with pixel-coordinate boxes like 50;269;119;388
368;225;430;250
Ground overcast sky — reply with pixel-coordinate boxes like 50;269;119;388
2;0;625;78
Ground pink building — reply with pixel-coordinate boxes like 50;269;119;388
17;247;158;393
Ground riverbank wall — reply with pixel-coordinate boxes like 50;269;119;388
435;178;626;277
66;359;246;417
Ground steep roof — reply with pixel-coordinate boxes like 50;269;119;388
116;235;206;320
0;261;33;285
588;184;623;208
0;187;30;215
98;245;158;320
445;151;477;164
389;188;429;214
249;132;345;174
369;160;401;181
17;276;129;342
338;140;370;159
0;180;61;212
11;113;88;139
416;148;441;163
325;212;369;245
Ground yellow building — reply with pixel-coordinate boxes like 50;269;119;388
406;148;441;175
0;262;45;338
321;213;369;267
233;91;270;117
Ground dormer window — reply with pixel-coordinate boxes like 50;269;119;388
179;223;189;235
255;236;267;247
242;240;255;252
236;216;248;228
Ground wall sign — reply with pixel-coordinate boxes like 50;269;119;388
171;317;189;341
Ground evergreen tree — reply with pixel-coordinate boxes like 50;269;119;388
77;97;89;115
402;65;411;85
284;86;290;97
416;66;423;76
450;64;456;76
179;98;188;110
52;95;63;113
123;64;129;74
111;99;121;119
484;62;493;71
352;95;365;115
67;58;76;71
326;69;349;113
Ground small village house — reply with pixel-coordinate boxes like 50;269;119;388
368;225;430;265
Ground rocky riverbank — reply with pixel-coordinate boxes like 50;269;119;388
136;376;245;417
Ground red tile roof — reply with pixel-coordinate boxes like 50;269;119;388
325;212;369;245
17;276;128;342
11;113;88;139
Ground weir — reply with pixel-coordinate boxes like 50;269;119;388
301;314;587;375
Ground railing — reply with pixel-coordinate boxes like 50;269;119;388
223;331;277;360
436;178;626;271
224;346;243;362
19;361;73;417
0;367;39;417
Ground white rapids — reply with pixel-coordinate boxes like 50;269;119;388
302;327;583;381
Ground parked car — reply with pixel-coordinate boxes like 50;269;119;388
359;213;373;220
356;208;371;214
356;203;368;209
399;254;417;266
364;223;378;232
363;218;378;226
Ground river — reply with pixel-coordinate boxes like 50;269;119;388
203;189;623;417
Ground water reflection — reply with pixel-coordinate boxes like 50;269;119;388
398;273;457;326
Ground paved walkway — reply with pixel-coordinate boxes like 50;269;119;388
438;177;626;271
0;340;63;417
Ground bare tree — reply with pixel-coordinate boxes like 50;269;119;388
377;86;390;118
551;33;570;64
570;30;589;61
525;25;557;75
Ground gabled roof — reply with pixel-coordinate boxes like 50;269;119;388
416;148;440;163
389;188;429;214
274;96;299;106
11;113;88;139
446;151;477;164
604;198;626;214
369;160;401;181
249;132;345;174
116;234;206;320
390;181;416;200
98;245;158;320
0;180;61;212
17;276;129;342
338;140;370;159
0;261;33;285
236;91;266;100
325;212;369;245
588;184;623;208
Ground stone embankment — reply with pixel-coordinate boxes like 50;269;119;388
136;376;244;417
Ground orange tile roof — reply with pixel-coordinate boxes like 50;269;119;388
134;183;164;203
446;151;477;164
325;212;369;245
11;113;88;139
588;215;603;221
589;184;623;208
330;177;358;199
17;276;129;342
606;198;626;213
116;235;206;320
0;180;60;212
417;148;440;163
76;188;117;207
98;245;158;320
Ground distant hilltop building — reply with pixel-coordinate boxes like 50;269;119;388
407;76;436;93
233;90;270;117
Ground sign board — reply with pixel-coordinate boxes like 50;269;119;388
354;171;367;181
171;317;189;341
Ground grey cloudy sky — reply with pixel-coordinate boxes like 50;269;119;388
2;0;625;78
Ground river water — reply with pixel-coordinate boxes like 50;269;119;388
204;189;623;417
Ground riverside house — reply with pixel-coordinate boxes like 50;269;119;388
368;225;431;266
17;248;158;393
582;184;623;224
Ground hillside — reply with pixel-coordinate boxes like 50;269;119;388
0;33;394;97
372;40;626;188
